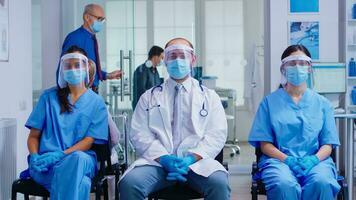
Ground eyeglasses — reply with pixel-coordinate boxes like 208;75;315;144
89;13;106;22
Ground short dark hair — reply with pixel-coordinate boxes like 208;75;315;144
165;37;194;49
281;44;311;60
148;46;164;59
65;45;87;56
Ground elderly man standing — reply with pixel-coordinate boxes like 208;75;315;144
60;4;122;93
119;37;231;200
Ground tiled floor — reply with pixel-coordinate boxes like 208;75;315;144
225;142;266;200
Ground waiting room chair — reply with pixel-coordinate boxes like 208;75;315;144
250;148;348;200
11;136;118;200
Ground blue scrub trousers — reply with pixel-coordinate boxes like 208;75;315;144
261;159;340;200
119;165;230;200
30;151;96;200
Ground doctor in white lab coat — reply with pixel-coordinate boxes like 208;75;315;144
119;38;230;200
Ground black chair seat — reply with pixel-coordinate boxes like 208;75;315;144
12;174;107;197
148;184;202;200
12;142;115;200
12;179;49;198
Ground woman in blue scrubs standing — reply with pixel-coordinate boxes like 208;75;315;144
249;45;340;200
25;45;108;199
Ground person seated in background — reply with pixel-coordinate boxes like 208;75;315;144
25;45;108;200
132;45;164;109
248;44;340;200
119;38;230;200
87;58;120;148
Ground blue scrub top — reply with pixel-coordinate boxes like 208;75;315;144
25;87;108;156
59;26;107;87
249;88;340;165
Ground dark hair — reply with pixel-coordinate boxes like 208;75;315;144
165;37;194;49
281;44;311;60
148;46;164;59
57;45;87;113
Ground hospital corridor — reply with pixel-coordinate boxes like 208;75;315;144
1;0;356;200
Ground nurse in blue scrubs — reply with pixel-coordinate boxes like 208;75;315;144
249;44;340;200
25;45;108;199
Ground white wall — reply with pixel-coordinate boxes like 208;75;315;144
267;0;339;91
0;0;32;175
236;0;264;141
41;0;61;89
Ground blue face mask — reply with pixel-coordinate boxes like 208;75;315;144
285;65;309;86
63;69;87;86
166;59;191;79
91;20;103;33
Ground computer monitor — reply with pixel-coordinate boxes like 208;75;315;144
308;63;346;94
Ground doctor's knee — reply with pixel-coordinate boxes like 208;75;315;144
204;171;230;193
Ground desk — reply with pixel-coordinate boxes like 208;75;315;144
334;114;356;200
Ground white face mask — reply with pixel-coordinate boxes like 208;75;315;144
145;60;153;68
157;59;164;67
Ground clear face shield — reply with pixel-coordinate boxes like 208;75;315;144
87;59;97;88
58;53;89;89
280;55;312;85
164;44;196;79
164;44;195;64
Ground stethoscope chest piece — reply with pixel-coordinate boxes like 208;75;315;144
200;107;208;117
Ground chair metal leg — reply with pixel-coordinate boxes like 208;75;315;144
103;180;109;200
11;189;16;200
115;173;119;200
24;194;30;200
251;182;258;200
343;183;348;200
96;183;102;200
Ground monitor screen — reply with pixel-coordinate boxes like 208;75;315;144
309;63;346;94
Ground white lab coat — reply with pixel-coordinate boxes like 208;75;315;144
244;44;264;114
121;78;228;179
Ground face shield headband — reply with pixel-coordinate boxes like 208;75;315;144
164;44;195;67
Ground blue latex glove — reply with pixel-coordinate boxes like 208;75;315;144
166;155;197;182
29;153;45;172
159;155;187;174
284;156;305;177
176;155;197;173
298;155;320;175
166;172;188;182
35;151;65;170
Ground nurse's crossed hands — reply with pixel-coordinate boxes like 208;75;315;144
34;151;65;172
298;155;320;175
29;153;45;172
284;156;305;177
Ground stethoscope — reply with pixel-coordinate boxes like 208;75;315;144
146;82;208;117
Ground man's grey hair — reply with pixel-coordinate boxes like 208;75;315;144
83;4;100;18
